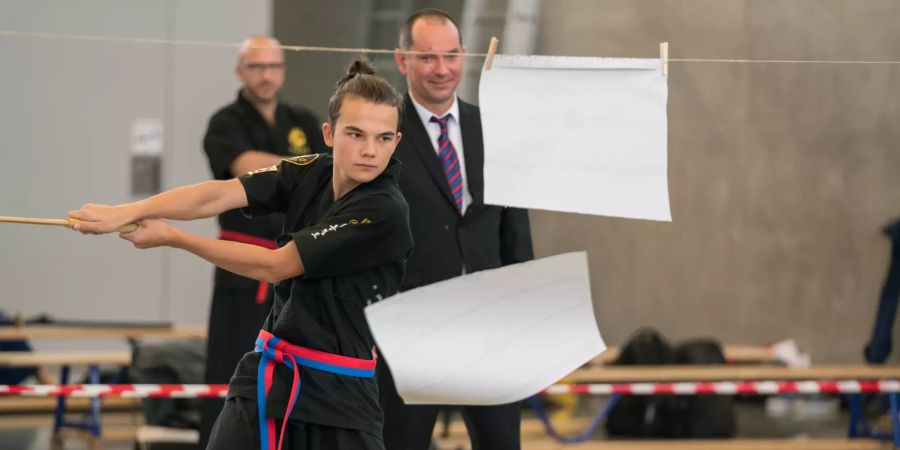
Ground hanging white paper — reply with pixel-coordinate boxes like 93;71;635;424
365;252;605;405
479;55;670;221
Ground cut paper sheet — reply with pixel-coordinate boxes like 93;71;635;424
479;55;670;221
365;252;605;405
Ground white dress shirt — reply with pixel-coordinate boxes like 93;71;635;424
409;93;472;215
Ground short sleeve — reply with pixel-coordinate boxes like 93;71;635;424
238;154;324;217
290;194;411;279
203;110;254;179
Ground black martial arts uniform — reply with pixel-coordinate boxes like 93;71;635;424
206;154;412;450
201;90;327;444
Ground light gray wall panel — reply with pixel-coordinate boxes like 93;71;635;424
0;0;270;328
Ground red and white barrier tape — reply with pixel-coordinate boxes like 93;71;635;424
2;380;900;398
541;380;900;395
0;384;229;398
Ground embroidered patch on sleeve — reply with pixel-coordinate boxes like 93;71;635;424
310;218;371;240
245;165;278;176
284;153;321;166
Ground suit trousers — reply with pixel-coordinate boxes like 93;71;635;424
866;219;900;364
377;358;521;450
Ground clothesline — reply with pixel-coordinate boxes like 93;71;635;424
3;30;900;65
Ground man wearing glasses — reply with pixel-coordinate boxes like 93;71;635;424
199;35;327;446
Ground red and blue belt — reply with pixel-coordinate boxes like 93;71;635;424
219;230;277;303
253;330;376;450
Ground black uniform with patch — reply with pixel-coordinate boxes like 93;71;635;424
204;91;328;252
200;91;327;444
206;154;412;450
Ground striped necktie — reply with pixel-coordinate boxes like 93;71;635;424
430;114;464;213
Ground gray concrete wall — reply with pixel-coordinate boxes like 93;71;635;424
0;0;270;328
533;0;900;363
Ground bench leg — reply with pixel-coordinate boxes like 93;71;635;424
848;393;864;438
53;365;70;437
890;392;900;449
87;365;102;438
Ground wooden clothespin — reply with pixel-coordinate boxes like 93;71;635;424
485;36;500;71
660;42;669;76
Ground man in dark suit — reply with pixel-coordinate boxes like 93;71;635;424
378;9;533;450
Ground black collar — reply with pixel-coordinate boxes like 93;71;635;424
235;90;284;126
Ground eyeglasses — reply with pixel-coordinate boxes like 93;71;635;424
242;62;285;73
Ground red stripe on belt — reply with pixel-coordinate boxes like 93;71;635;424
219;230;278;304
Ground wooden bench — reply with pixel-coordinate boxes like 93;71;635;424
0;350;131;367
0;324;205;447
542;365;900;449
135;425;200;449
567;365;900;383
0;396;139;413
437;416;891;449
56;427;137;446
0;324;206;341
590;345;778;366
0;409;144;449
436;415;891;449
435;417;593;440
544;348;783;436
0;351;141;413
0;350;134;447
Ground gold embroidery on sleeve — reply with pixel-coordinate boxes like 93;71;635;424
284;154;321;167
245;165;278;176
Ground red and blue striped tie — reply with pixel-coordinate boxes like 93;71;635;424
431;114;464;213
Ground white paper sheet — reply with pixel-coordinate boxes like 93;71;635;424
365;252;605;405
479;55;670;221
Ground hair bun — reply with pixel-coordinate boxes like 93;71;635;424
339;59;377;86
348;59;377;76
327;57;404;129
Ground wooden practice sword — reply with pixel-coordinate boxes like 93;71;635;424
0;216;138;233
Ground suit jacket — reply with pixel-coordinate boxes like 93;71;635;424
395;94;534;291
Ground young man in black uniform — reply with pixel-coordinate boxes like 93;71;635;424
379;9;533;450
201;35;328;444
69;60;411;450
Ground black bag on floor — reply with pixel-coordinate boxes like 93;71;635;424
129;339;206;429
605;331;737;438
605;328;684;437
675;339;736;438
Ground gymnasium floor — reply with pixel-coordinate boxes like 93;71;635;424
0;396;871;450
